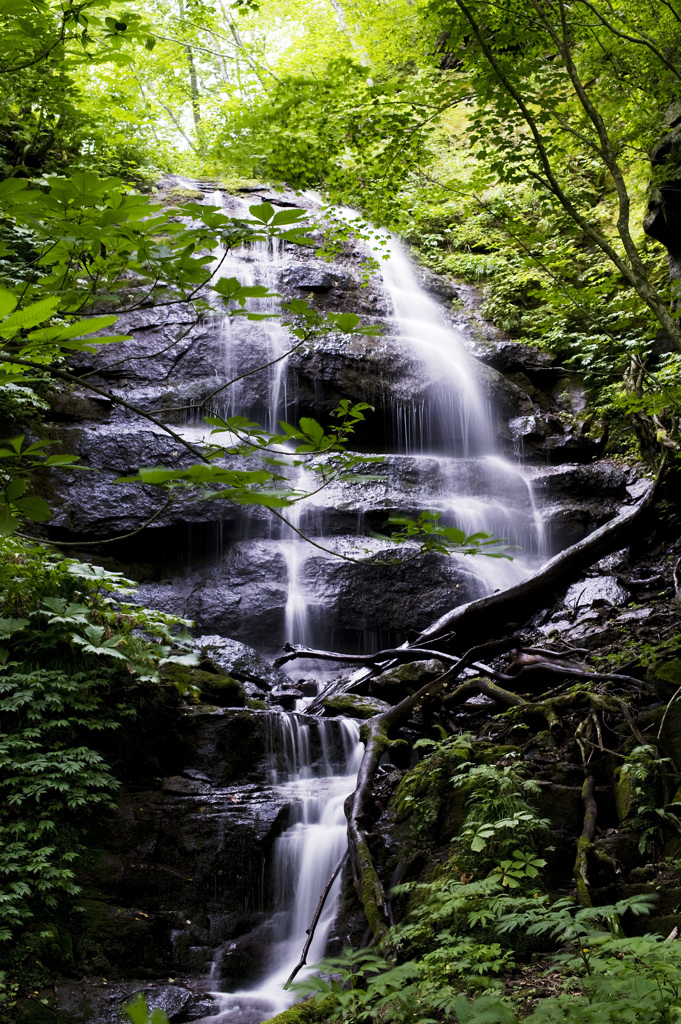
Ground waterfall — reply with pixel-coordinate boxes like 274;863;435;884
208;716;364;1023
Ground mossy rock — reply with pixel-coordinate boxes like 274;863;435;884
657;703;681;764
263;995;336;1023
614;765;637;821
360;659;445;703
322;693;391;720
14;999;62;1024
162;664;246;707
648;659;681;698
166;187;204;202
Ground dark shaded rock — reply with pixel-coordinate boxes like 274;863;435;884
284;265;356;293
649;659;681;699
270;687;303;709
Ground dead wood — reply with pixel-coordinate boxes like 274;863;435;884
347;636;518;941
416;479;657;647
441;676;528;708
285;851;348;987
274;643;458;670
473;659;651;692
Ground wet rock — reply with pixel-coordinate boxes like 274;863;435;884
137;543;491;655
509;414;557;440
564;576;631;610
132;985;192;1020
481;340;557;375
284;265;356;293
595;548;630;572
193;636;290;693
627;477;653;501
552;375;589;415
270;687;304;709
542;504;616;549
616;607;653;624
528;461;628;498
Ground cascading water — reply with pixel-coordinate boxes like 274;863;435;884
206;715;364;1024
160;189;556;1022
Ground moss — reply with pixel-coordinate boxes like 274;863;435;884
162;664;246;707
614;766;636;821
14;999;62;1024
72;900;166;978
322;694;390;720
247;698;267;710
648;659;681;698
476;744;519;765
166;187;204;201
263;995;336;1023
387;738;410;768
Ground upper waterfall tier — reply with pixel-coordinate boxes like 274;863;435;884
46;183;628;659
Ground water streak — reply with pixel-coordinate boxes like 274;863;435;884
209;716;363;1023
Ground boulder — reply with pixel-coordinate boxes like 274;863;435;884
322;693;392;719
193;636;290;693
564;576;631;610
354;659;446;704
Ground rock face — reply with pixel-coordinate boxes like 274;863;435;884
57;708;353;1022
36;180;638;665
645;117;681;296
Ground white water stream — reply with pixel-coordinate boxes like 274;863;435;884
208;716;364;1023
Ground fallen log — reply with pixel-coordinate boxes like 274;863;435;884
416;478;657;647
274;643;459;670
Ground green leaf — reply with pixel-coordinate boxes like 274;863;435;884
4;478;27;501
0;289;18;319
13;496;51;522
0;502;18;535
248;202;275;224
0;617;29;637
270;208;308;225
0;297;60;335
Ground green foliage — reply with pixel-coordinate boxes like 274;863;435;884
374;511;512;559
288;949;437;1024
0;536;194;943
125;993;170;1024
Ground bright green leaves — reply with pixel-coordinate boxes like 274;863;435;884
125;993;171;1024
246;202;315;245
212;276;280;319
71;624;128;660
374;511;511;559
0;535;199;940
0;435;84;535
0;291;60;337
0;477;50;536
116;462;295;508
